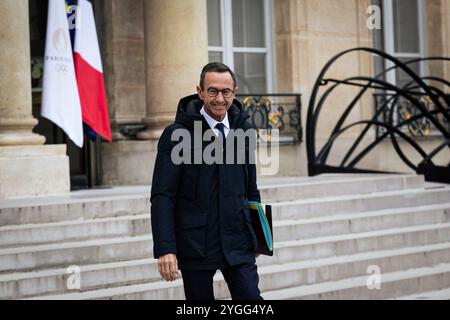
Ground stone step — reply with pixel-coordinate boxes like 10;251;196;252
2;215;449;275
393;288;450;300
0;206;450;272
0;214;151;248
0;258;157;299
8;236;450;299
4;199;446;253
0;186;150;227
0;236;152;273
6;241;450;299
260;174;424;203
271;187;450;220
259;222;450;266
0;175;425;227
273;203;450;242
260;263;450;300
0;174;445;300
21;243;450;300
1;201;448;253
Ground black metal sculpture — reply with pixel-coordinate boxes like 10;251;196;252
307;47;450;183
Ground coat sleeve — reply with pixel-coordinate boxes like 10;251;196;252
244;121;261;203
150;125;182;258
246;161;261;202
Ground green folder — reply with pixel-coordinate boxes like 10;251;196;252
247;201;274;256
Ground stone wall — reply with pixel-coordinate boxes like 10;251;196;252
267;0;450;177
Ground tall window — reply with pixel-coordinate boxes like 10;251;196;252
372;0;426;88
207;0;274;94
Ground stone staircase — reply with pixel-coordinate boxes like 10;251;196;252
1;174;450;300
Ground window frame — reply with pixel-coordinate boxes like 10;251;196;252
207;0;275;93
381;0;427;86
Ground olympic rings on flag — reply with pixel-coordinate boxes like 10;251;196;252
55;63;68;74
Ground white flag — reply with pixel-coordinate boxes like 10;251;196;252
41;0;84;148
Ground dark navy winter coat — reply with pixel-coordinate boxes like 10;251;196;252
150;94;261;270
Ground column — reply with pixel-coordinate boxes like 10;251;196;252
138;0;208;140
99;0;153;186
0;0;70;198
0;0;45;146
101;0;147;141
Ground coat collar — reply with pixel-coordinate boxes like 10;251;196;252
175;94;249;130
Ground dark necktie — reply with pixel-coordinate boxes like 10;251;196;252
215;123;226;161
215;123;226;140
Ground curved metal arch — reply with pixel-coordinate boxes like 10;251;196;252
307;48;450;164
307;47;450;183
315;75;449;164
348;109;448;169
316;120;429;172
312;73;450;166
339;76;449;167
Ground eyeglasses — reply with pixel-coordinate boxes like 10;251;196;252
206;87;234;98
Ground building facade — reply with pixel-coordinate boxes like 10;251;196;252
0;0;449;198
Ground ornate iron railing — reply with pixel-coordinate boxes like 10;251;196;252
374;93;450;138
306;47;450;183
236;94;303;144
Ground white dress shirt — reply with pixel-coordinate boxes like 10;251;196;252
200;106;230;138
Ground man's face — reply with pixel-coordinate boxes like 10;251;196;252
197;71;238;122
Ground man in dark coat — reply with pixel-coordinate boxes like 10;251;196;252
150;62;263;300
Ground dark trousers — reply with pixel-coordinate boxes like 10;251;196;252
181;263;263;300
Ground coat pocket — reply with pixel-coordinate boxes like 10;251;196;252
178;165;200;201
242;207;258;252
175;213;207;258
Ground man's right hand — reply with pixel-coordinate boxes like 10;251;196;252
157;253;180;282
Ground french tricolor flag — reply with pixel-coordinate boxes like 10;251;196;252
73;0;111;142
